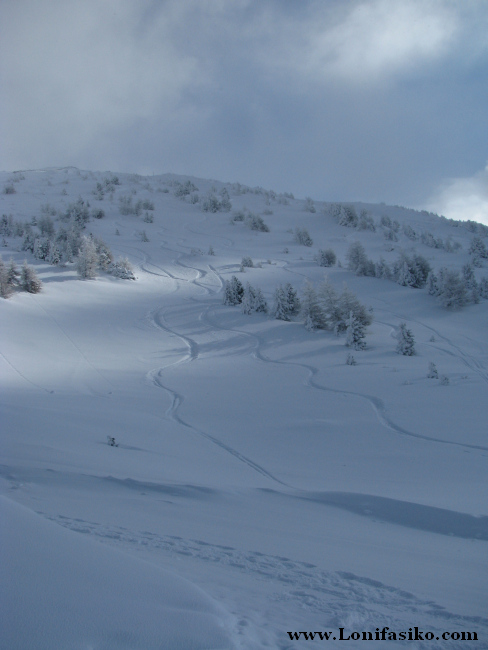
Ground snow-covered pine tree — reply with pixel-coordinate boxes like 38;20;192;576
110;257;135;280
76;235;99;279
284;283;301;317
436;268;468;309
0;258;12;298
427;362;438;378
336;283;373;333
345;311;366;350
242;283;267;315
6;258;20;290
317;276;340;330
396;322;415;356
301;281;325;330
47;240;61;265
20;261;42;293
271;285;289;320
223;275;244;305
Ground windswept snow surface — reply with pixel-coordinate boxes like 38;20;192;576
1;168;487;648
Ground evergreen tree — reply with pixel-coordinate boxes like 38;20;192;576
396;322;415;356
242;283;267;315
427;362;438;378
436;269;468;309
76;235;99;279
317;276;340;330
47;240;61;265
0;258;13;298
6;258;20;289
223;275;244;305
20;261;42;293
345;311;366;350
301;281;325;330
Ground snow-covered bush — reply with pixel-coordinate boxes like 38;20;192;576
315;248;336;267
346;353;357;365
174;180;198;198
3;184;15;195
304;197;316;213
20;261;42;293
294;227;313;247
439;374;450;386
357;210;375;231
337;205;358;228
246;213;269;232
241;256;254;268
110;258;135;280
396;323;415;356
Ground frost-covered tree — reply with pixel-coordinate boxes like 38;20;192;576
271;283;300;321
346;241;374;276
345;312;366;350
304;197;316;213
396;322;415;356
0;258;14;298
242;283;267;315
294;227;313;247
315;248;336;267
20;261;42;293
337;205;358;228
241;256;254;268
76;235;99;279
301;281;325;330
47;240;61;265
336;284;373;333
110;257;135;280
427;362;438;378
223;276;244;305
468;236;488;261
436;268;468;309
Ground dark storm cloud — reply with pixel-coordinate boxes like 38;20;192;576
1;0;487;220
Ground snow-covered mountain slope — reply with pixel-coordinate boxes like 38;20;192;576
1;167;487;649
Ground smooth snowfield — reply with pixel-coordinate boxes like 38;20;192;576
1;168;487;649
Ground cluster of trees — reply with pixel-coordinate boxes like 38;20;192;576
0;257;42;297
119;195;155;216
427;264;488;308
344;241;488;308
93;175;120;200
1;202;135;282
201;188;232;213
346;241;431;288
223;274;372;350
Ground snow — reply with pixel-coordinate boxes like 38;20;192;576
1;167;487;648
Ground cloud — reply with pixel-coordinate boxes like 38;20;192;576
426;165;488;225
252;0;459;86
0;0;202;168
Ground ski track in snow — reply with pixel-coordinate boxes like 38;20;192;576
41;512;488;648
201;309;488;453
373;303;488;385
139;250;289;487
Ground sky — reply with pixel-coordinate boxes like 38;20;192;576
1;0;488;223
